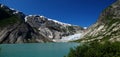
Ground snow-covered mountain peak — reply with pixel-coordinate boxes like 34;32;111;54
25;15;72;26
40;15;44;18
48;18;72;26
9;8;20;14
0;3;84;43
10;8;15;10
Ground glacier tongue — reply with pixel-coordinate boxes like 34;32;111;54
53;33;82;42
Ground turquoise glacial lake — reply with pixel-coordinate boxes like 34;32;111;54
0;43;79;57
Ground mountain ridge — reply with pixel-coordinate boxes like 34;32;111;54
0;4;84;44
1;0;119;44
76;0;120;43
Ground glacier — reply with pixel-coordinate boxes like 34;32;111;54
53;33;83;42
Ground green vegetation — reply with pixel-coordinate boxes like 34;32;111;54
67;26;74;31
67;26;75;33
0;8;11;19
106;18;120;28
0;15;21;27
0;8;21;27
65;42;120;57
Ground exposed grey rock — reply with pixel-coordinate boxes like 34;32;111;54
25;15;84;41
0;5;52;44
79;0;120;43
0;4;83;44
0;22;52;44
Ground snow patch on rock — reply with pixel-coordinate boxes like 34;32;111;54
84;27;87;29
48;18;72;26
0;4;4;8
25;16;29;22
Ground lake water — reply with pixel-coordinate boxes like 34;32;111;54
0;43;79;57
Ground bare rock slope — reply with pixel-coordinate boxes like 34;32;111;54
77;0;120;43
0;4;84;44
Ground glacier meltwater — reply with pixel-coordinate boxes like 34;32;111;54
0;43;79;57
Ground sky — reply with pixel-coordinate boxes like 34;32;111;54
0;0;116;27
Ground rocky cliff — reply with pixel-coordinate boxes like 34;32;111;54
0;4;84;44
0;4;54;44
25;15;83;42
77;0;120;43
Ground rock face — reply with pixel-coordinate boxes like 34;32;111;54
0;4;84;44
0;4;53;44
78;0;120;43
25;15;84;42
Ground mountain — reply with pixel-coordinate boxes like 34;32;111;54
0;4;54;44
25;15;84;42
76;0;120;43
0;4;84;44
